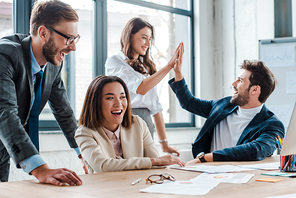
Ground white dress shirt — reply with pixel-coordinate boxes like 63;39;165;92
105;51;163;116
210;104;263;152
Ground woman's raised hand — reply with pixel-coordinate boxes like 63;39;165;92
173;42;184;72
167;42;184;69
173;41;184;81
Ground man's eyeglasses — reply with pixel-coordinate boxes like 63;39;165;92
45;26;80;46
146;173;175;184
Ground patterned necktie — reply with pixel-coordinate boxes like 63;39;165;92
28;70;43;151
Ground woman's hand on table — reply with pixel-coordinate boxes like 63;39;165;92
151;155;185;167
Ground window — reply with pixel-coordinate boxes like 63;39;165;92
37;0;94;130
141;0;190;10
0;0;13;38
107;0;194;126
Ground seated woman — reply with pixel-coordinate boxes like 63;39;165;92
75;75;185;173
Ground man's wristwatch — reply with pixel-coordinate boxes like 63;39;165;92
196;152;207;163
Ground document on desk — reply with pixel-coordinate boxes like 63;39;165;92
190;173;255;184
140;180;220;196
169;164;253;173
238;162;280;170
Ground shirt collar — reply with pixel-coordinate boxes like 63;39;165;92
103;125;121;139
118;50;128;61
237;104;263;118
118;50;144;63
30;45;46;75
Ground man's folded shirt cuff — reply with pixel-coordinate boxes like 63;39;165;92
19;154;46;174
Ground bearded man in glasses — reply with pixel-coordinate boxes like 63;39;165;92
0;0;87;185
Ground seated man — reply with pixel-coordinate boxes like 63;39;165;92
169;59;284;163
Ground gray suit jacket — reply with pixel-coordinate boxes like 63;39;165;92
0;34;78;167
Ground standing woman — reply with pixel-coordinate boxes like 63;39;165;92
105;17;184;155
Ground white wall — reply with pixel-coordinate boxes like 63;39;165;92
195;0;275;102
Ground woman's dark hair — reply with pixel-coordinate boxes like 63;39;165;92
79;75;133;130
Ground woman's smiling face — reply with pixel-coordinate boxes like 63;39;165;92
130;26;152;59
101;82;127;132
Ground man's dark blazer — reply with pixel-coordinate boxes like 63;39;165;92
0;34;78;167
169;78;285;161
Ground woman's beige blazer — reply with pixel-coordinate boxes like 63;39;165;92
75;115;159;173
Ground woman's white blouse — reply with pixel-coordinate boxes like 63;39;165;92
105;51;162;116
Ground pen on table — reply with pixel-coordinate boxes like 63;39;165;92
131;178;141;185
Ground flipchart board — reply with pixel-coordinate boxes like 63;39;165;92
259;37;296;130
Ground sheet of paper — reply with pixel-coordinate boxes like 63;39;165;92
140;180;220;196
190;173;254;184
169;164;253;173
238;162;280;170
265;193;296;198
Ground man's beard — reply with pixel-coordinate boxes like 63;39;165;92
42;36;59;66
230;88;250;106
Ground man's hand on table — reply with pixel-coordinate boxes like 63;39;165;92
30;164;82;186
186;153;213;165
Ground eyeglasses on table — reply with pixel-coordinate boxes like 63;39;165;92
146;173;175;184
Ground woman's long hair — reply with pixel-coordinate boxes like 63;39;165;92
120;17;156;75
79;75;133;130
